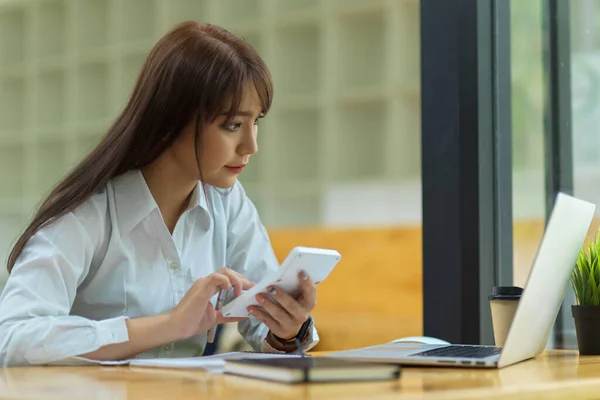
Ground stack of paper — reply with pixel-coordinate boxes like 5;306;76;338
64;352;307;374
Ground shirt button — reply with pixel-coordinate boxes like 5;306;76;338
169;262;180;271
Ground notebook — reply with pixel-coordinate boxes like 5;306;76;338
223;357;401;383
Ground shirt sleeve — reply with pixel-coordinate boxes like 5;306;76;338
224;182;320;353
0;213;129;367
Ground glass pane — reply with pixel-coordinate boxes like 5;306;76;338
511;1;546;290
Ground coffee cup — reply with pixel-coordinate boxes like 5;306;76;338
489;286;523;346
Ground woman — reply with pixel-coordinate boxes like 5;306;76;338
0;21;319;367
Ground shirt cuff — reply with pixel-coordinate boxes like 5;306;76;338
95;316;130;347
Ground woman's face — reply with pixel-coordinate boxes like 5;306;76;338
172;86;262;189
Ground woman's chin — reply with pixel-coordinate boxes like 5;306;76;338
202;176;237;189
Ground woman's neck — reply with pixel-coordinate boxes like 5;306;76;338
140;157;197;234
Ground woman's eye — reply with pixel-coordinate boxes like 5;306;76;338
224;122;242;131
223;115;263;131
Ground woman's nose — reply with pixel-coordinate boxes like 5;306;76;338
239;129;258;155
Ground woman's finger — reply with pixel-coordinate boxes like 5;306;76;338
263;286;306;325
197;273;231;301
296;271;317;310
218;268;255;295
255;293;295;327
247;306;281;332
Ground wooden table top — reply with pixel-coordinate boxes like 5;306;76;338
1;350;600;399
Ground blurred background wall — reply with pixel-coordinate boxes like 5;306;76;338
0;0;422;350
0;1;421;270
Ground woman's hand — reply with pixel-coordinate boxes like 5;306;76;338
248;271;316;341
168;267;254;340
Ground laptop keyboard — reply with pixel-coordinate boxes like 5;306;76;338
410;345;502;359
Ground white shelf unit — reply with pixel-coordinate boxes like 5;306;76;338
0;0;421;264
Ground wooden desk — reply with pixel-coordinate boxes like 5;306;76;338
1;350;599;399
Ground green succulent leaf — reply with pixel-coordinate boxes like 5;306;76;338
571;229;600;306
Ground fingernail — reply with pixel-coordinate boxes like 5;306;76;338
247;307;254;314
257;295;265;303
269;287;277;295
301;272;308;280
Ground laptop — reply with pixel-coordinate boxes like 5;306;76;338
326;192;596;369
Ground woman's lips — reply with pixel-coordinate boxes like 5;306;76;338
225;164;246;174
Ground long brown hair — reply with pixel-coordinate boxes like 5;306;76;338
7;21;273;273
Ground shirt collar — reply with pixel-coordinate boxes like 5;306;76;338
112;169;209;237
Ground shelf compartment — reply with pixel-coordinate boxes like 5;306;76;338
336;86;387;105
36;69;65;128
0;144;25;199
118;52;147;107
276;0;320;14
35;140;68;198
0;212;26;235
270;191;321;227
272;109;320;180
334;0;386;14
386;100;421;178
273;24;320;96
36;0;66;60
333;100;386;181
0;7;27;67
120;0;157;43
0;214;27;269
164;0;208;26
217;0;261;25
337;11;386;90
75;0;110;52
239;32;262;58
395;3;420;87
0;77;25;133
76;134;102;159
77;62;109;122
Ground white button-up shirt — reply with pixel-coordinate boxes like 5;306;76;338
0;169;319;366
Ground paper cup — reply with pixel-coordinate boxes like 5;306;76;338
489;286;523;346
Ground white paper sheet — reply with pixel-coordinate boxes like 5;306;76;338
65;351;307;373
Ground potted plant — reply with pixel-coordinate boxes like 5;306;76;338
570;230;600;355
